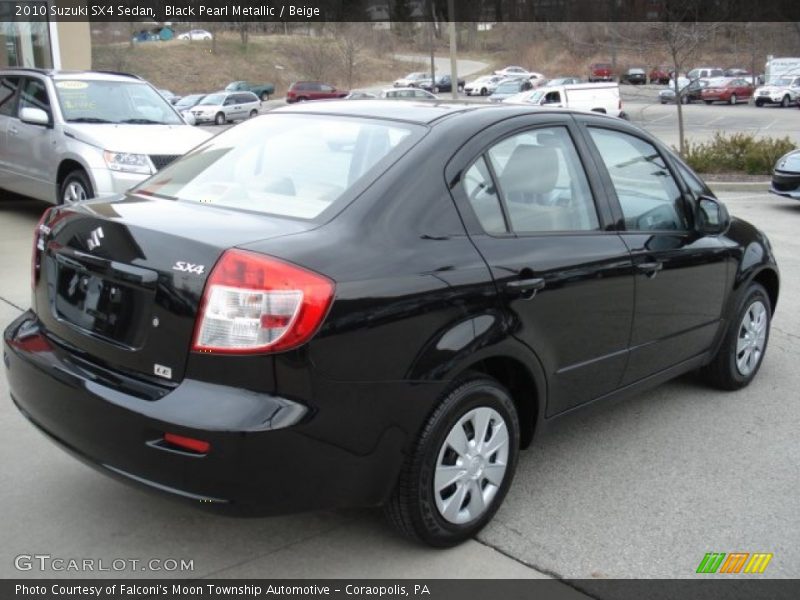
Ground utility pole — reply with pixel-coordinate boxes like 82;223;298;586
448;0;458;99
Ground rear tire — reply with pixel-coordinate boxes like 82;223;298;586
385;375;520;547
260;92;270;101
704;100;713;105
59;169;94;205
729;93;737;105
703;283;771;390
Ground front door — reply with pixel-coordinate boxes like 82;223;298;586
582;122;731;384
448;116;635;417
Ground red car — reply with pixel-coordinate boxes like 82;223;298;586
286;81;349;103
649;66;672;85
588;63;613;82
701;78;754;105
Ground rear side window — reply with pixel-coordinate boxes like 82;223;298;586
463;156;506;234
485;126;600;233
0;76;21;117
588;128;687;231
134;114;423;221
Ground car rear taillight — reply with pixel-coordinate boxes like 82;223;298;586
192;249;335;354
31;208;53;289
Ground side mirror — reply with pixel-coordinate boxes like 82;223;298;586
696;195;730;235
182;111;196;126
20;107;50;127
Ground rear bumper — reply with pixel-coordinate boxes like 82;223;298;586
4;312;409;514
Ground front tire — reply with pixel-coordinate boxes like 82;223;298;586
480;87;487;96
781;95;790;108
385;376;520;547
703;283;771;390
59;169;94;205
214;112;225;126
755;98;764;107
729;93;737;105
249;109;258;118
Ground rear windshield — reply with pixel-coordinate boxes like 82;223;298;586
133;113;423;220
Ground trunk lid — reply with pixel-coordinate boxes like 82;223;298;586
35;196;312;384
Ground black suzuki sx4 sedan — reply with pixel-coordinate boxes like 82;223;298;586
4;102;779;546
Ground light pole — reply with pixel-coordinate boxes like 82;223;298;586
448;0;457;99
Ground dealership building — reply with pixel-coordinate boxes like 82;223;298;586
1;1;91;70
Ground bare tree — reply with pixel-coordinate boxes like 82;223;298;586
648;20;717;155
288;37;338;81
335;23;367;89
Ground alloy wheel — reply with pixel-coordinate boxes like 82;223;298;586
62;181;87;204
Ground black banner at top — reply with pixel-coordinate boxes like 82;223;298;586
4;0;800;22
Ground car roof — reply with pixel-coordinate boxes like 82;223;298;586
0;68;143;82
273;99;624;127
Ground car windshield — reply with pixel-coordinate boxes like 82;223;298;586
407;73;427;80
132;114;424;220
198;94;225;106
772;76;794;86
525;90;546;103
225;82;243;91
496;82;519;92
54;79;183;125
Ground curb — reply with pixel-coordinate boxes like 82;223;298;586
705;180;770;193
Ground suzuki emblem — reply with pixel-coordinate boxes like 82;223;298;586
87;226;104;250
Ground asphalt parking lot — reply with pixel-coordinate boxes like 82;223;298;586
1;188;798;583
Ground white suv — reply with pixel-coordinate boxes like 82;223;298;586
0;69;211;205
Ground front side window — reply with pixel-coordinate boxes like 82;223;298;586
20;78;51;116
134;114;423;220
54;79;182;125
589;128;687;231
484;126;600;233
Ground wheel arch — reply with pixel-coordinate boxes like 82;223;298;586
56;159;94;202
753;267;779;313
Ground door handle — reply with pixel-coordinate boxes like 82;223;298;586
505;277;546;299
636;261;663;277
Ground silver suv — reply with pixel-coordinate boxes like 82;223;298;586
0;69;211;205
189;91;261;125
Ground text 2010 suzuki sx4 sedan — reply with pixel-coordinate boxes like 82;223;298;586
4;102;779;546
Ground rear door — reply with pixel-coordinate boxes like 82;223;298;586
447;114;635;417
580;118;731;384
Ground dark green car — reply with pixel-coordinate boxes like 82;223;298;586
225;80;275;101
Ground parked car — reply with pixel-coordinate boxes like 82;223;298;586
464;75;503;96
687;67;724;80
724;68;751;78
344;91;377;100
393;72;430;88
286;82;349;103
190;91;261;125
224;80;275;101
493;65;531;78
418;74;466;94
527;72;547;86
379;87;437;100
701;78;754;104
174;93;207;112
770;149;800;199
620;68;647;85
506;82;626;118
0;68;210;204
6;100;778;548
488;78;533;102
158;89;180;104
588;63;614;82
659;78;709;104
545;77;583;86
177;29;213;41
649;66;672;85
754;75;800;107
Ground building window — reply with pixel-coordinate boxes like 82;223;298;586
0;16;53;68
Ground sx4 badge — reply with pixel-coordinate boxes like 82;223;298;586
172;262;205;275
